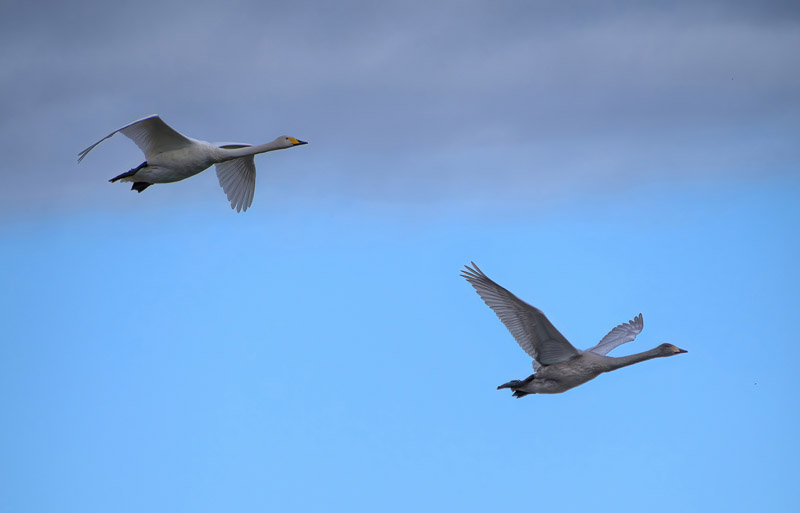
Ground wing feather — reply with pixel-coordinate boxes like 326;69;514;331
587;314;644;356
461;263;580;368
78;115;192;162
215;156;256;213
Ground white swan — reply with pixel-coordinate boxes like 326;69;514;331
462;263;687;397
78;115;307;212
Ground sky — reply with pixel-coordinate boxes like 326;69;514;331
1;1;799;511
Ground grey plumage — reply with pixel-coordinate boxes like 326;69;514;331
462;262;687;396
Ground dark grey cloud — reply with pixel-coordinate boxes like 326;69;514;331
1;0;798;218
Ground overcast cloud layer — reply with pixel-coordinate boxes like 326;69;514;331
1;0;798;217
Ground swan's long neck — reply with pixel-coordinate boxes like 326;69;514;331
606;347;665;371
222;141;285;159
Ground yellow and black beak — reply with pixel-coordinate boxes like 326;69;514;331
288;137;308;146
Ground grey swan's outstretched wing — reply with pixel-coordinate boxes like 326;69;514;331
587;314;644;356
78;115;193;162
461;262;581;370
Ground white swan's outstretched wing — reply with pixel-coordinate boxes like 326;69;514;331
587;314;643;356
215;154;256;213
462;263;581;370
78;115;193;162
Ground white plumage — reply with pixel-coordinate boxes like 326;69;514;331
78;115;307;212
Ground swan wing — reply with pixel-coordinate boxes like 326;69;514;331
461;263;580;367
215;156;256;213
587;314;643;356
78;115;193;162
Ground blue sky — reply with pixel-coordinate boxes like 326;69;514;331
1;1;799;512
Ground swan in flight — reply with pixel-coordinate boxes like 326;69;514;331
78;115;307;212
462;263;687;397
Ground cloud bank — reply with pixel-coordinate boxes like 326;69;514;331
1;0;798;217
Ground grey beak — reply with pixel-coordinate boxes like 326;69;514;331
677;348;688;354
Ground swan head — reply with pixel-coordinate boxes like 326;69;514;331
658;343;688;356
276;136;308;148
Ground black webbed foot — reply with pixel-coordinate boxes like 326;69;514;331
131;182;152;193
